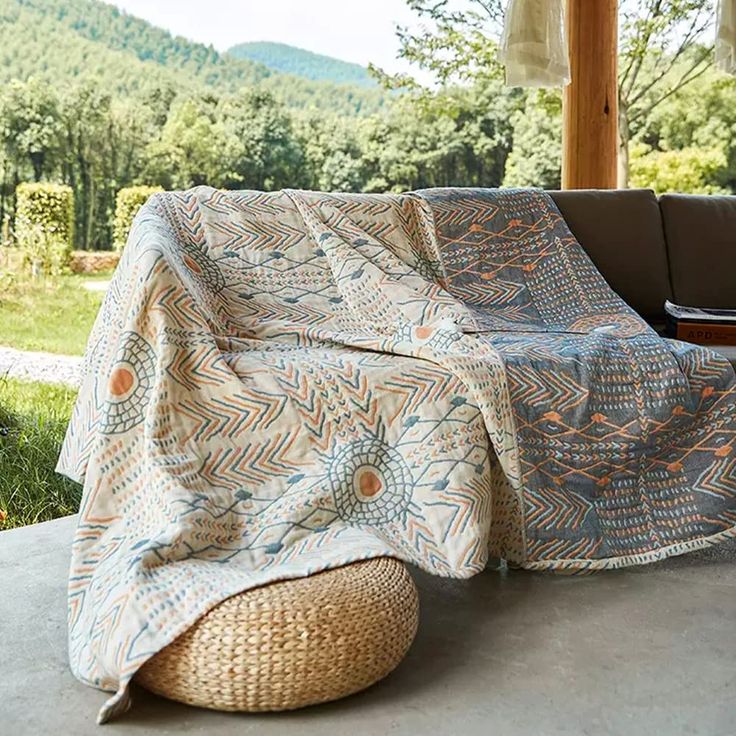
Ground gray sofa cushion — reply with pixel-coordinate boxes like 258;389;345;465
549;189;672;320
659;194;736;309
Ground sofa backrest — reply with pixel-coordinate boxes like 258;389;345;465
548;189;673;321
659;194;736;309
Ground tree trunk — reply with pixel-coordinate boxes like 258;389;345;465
11;165;19;243
617;102;630;189
30;152;44;182
86;175;96;251
0;155;7;243
77;141;89;250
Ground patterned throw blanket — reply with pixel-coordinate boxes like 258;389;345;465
58;188;736;722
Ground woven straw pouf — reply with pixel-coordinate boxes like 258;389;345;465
135;557;419;712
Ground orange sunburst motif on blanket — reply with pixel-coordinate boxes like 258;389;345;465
98;330;156;435
329;438;413;524
55;185;736;726
357;468;383;498
109;367;134;397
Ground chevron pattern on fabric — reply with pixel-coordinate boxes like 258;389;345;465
58;186;736;722
421;187;736;570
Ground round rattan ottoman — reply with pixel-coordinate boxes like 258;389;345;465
135;557;419;712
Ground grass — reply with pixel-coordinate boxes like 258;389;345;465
0;377;80;530
0;271;108;355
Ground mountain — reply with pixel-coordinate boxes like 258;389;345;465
228;42;376;88
0;0;385;114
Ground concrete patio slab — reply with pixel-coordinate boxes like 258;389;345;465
2;515;735;735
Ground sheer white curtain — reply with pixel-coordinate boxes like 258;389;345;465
498;0;570;87
717;0;736;74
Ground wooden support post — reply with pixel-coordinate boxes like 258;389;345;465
562;0;618;189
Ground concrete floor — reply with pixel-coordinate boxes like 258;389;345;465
2;516;735;736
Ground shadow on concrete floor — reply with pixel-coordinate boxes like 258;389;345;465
3;516;735;736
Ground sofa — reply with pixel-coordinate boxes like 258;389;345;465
548;189;736;366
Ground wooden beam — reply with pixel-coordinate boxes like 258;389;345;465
562;0;618;189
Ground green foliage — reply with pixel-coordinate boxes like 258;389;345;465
0;0;384;115
229;42;377;88
638;71;736;192
377;0;721;190
15;182;73;274
217;90;306;190
503;91;562;189
144;95;225;190
370;0;505;93
0;0;734;257
618;0;714;133
296;114;366;191
617;0;715;185
61;82;118;250
356;72;521;194
0;78;62;182
0;377;80;530
629;143;728;194
113;185;162;251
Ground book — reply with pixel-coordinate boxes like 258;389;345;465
665;301;736;346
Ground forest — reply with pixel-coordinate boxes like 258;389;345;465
1;0;735;250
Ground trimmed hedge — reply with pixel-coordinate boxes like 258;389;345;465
16;183;74;275
113;186;163;251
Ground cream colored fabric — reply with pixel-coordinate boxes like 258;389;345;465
717;0;736;74
60;187;736;724
499;0;570;87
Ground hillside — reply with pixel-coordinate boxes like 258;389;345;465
0;0;385;114
228;42;376;88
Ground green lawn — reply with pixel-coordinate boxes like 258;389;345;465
0;272;107;356
0;378;80;530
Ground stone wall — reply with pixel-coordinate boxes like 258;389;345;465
69;251;120;274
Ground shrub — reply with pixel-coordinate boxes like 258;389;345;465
15;183;74;275
629;143;729;194
113;186;163;251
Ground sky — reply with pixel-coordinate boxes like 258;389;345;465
111;0;422;74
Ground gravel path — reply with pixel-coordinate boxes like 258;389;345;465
81;280;110;292
0;345;82;388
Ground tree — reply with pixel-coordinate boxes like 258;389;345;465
144;95;223;190
360;108;461;192
617;0;715;186
60;82;115;249
370;0;505;94
502;91;562;189
0;78;63;242
637;68;736;191
368;1;521;192
381;0;717;188
0;78;62;182
109;84;177;191
217;90;305;191
358;77;517;193
295;113;365;192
